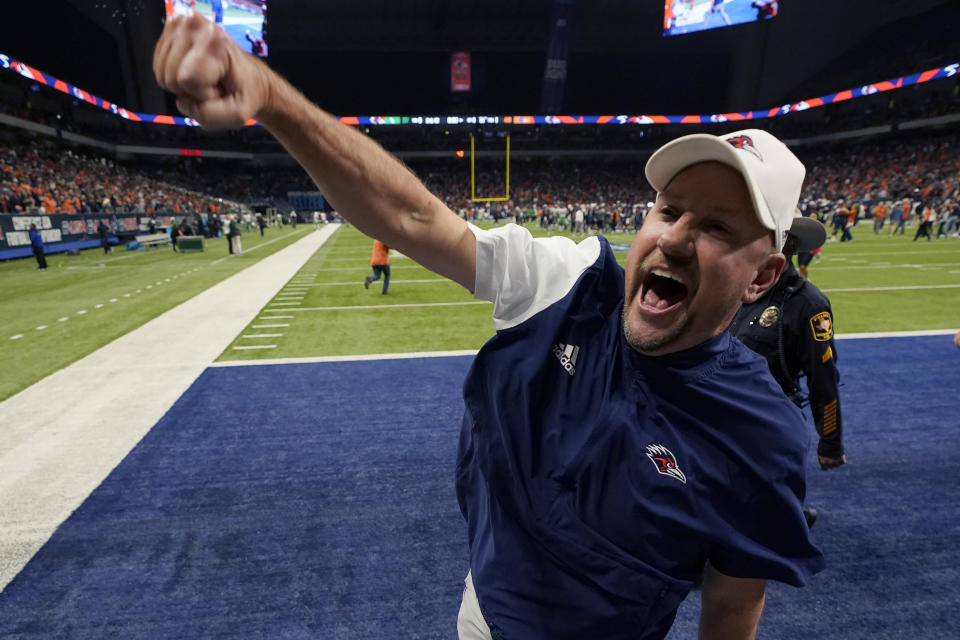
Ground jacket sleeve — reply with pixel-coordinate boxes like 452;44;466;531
796;300;844;458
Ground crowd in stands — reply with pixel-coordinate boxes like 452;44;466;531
2;125;958;241
798;133;960;240
0;140;236;216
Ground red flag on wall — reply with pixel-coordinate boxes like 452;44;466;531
451;51;471;92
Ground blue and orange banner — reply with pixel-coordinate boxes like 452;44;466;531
1;51;956;128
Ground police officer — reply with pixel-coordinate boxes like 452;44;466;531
730;213;846;526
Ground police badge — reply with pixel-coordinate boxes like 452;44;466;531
759;306;780;327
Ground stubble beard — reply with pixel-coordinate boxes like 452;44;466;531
621;298;693;355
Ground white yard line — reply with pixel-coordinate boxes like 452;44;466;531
822;283;960;293
319;256;411;263
213;331;960;368
0;224;340;592
252;324;289;328
822;249;960;257
300;279;449;286
812;262;960;271
237;231;307;254
275;301;491;312
231;345;277;350
213;349;480;367
836;329;959;339
242;334;284;338
315;265;421;272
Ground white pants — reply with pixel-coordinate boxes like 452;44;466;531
457;571;494;640
231;235;242;254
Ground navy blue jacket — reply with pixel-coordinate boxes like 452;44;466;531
457;225;824;640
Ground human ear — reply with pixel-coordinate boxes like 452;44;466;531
742;252;786;303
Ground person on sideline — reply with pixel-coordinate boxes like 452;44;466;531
257;213;267;237
224;214;235;254
363;239;390;294
97;220;113;254
29;224;47;271
154;15;823;639
228;214;242;255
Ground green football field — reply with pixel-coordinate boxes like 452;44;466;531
1;221;958;401
0;226;311;401
220;222;960;360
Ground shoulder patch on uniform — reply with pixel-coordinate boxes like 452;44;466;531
810;311;833;342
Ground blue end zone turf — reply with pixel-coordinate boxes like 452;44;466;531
0;357;473;639
1;336;958;638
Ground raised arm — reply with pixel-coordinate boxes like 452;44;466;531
153;13;476;290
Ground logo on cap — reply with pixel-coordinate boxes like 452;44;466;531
645;444;686;484
725;134;763;162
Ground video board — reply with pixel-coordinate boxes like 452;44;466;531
164;0;267;57
664;0;778;37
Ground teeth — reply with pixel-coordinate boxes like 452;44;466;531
651;268;683;284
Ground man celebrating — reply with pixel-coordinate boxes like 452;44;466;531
155;15;823;639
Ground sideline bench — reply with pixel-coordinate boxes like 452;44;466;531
135;233;171;248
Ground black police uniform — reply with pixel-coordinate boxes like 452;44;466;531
729;262;844;460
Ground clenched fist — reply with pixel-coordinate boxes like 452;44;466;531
153;13;271;129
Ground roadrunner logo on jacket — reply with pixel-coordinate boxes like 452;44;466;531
646;444;686;484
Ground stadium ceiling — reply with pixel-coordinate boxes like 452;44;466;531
1;0;957;116
264;0;959;114
267;0;666;52
267;0;956;53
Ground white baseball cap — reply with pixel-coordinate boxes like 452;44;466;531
645;129;806;251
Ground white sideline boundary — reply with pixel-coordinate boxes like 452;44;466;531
0;224;340;592
212;329;960;368
835;328;958;340
211;349;481;368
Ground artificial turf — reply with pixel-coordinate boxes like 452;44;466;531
1;220;957;399
0;226;312;401
218;221;960;361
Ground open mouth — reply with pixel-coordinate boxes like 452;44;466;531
639;269;689;312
